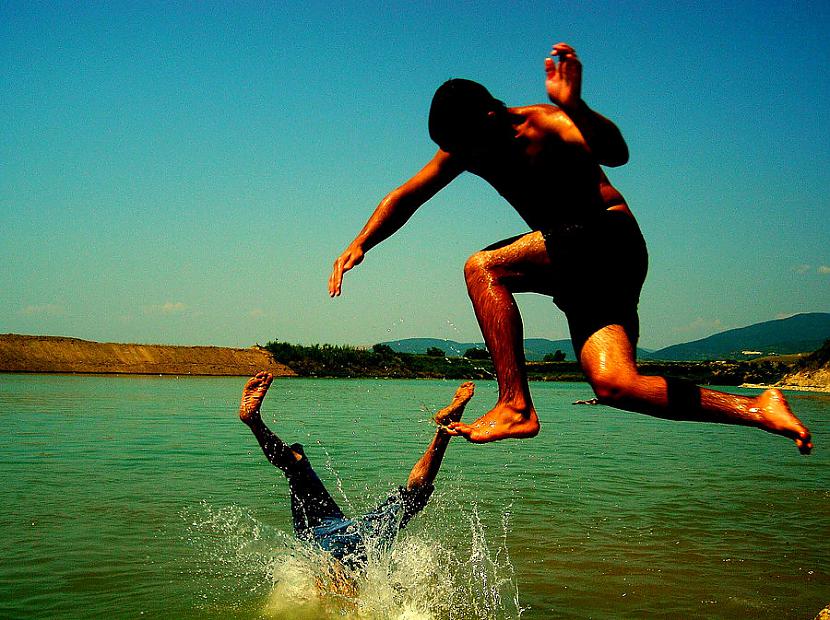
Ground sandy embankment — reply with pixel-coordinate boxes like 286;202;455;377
0;334;295;377
741;383;830;393
741;367;830;394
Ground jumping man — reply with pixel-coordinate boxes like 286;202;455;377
328;42;812;454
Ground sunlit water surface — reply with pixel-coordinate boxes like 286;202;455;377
1;374;827;619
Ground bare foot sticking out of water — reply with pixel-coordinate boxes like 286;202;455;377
434;382;475;432
447;403;540;443
239;371;274;424
751;389;813;455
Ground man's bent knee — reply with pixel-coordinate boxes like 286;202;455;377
464;252;493;286
588;372;635;405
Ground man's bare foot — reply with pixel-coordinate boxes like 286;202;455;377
751;389;813;455
434;382;475;430
448;403;540;443
239;371;274;424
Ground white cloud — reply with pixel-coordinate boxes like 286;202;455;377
20;303;63;316
144;301;187;315
161;301;186;314
793;264;811;274
674;317;724;335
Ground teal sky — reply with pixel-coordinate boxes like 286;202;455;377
2;1;828;350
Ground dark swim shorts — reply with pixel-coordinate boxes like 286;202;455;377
283;444;434;569
542;210;648;349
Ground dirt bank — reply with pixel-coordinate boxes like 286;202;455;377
775;367;830;392
741;367;830;393
0;334;295;377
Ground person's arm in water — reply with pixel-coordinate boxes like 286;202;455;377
328;150;462;296
545;42;629;167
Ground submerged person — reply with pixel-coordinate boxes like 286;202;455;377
329;42;812;453
238;371;475;576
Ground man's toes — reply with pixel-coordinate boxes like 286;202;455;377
448;422;472;436
439;425;462;436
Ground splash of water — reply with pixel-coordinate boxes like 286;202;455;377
184;497;525;620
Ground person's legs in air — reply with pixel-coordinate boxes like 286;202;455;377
456;206;812;454
408;382;476;496
450;232;554;442
561;211;811;455
239;372;350;537
240;372;303;469
359;382;476;546
574;323;813;454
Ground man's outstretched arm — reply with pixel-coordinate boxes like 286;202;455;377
545;42;629;167
328;150;462;297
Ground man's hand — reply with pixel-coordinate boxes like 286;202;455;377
545;42;582;111
328;245;364;297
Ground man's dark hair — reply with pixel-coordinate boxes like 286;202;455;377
428;79;506;152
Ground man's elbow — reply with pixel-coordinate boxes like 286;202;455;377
602;144;629;167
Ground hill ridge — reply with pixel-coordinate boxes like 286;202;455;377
0;334;295;376
646;312;830;361
381;313;830;362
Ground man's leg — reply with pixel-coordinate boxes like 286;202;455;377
361;381;476;544
450;232;553;442
576;324;813;454
239;372;303;469
239;372;349;534
343;383;476;555
448;224;814;453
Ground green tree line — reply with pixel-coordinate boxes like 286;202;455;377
264;338;814;385
264;340;497;379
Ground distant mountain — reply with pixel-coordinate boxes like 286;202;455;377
644;312;830;361
381;337;652;361
381;337;574;360
381;313;830;363
523;338;576;361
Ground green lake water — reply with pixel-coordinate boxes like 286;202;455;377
1;374;827;619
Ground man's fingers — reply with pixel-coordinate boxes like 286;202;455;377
552;42;576;55
548;48;581;84
329;256;354;296
328;263;343;296
551;43;579;66
330;248;363;297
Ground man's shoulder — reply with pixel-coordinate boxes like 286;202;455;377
510;103;560;119
511;104;570;131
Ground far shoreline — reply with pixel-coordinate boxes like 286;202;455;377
740;383;830;394
3;334;828;391
3;371;829;394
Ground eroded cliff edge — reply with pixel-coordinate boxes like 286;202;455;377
0;334;295;377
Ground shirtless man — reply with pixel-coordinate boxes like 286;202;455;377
329;42;812;454
239;371;475;571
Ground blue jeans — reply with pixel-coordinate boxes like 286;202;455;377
283;443;433;568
